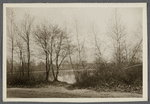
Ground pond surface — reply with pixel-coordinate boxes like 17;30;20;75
48;69;96;84
48;70;76;84
8;69;96;84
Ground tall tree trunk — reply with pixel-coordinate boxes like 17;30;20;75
11;19;14;76
27;39;30;77
22;61;24;76
47;61;51;81
68;46;74;69
45;52;49;81
11;45;13;75
55;67;59;81
50;37;55;80
19;67;21;76
50;55;55;79
20;50;23;76
46;71;49;81
54;56;59;81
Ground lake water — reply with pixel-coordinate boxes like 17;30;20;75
49;70;76;84
8;69;96;84
48;69;96;84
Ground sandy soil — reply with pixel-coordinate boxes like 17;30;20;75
7;85;142;98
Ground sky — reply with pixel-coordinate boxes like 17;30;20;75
6;6;143;63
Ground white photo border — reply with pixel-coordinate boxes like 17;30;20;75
3;3;148;102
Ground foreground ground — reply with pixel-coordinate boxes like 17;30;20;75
7;85;142;98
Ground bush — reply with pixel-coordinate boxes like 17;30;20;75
7;72;47;88
124;65;142;85
73;64;142;93
73;69;102;88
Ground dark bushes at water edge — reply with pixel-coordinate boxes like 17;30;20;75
7;72;48;88
73;64;142;93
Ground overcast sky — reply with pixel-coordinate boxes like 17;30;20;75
6;6;143;63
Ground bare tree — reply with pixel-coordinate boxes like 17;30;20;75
117;21;143;68
34;23;71;81
74;19;86;69
130;21;143;64
7;11;16;75
34;23;51;80
125;25;143;67
107;9;126;70
90;22;107;67
63;25;76;70
67;38;76;69
107;9;143;70
19;14;34;77
16;38;25;76
48;25;61;80
53;27;70;81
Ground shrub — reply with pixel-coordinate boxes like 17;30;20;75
73;64;142;93
7;72;47;88
73;69;102;88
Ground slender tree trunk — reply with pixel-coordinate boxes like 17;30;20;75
69;54;74;69
68;44;74;69
28;58;30;77
22;61;24;76
50;37;55;80
51;60;55;79
27;38;30;77
11;19;14;76
54;56;59;82
46;53;51;81
48;60;52;81
55;66;59;81
45;52;48;81
46;71;49;81
20;50;23;76
11;45;13;75
19;66;21;76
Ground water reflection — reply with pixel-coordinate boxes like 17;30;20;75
48;69;96;84
49;70;76;84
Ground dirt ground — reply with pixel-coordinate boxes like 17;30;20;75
7;85;142;98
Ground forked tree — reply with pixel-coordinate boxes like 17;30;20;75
53;27;71;81
34;23;54;81
34;23;72;81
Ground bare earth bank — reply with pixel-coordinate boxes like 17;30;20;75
7;86;142;98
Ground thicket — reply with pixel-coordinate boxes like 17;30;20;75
7;61;53;88
72;63;142;93
7;73;47;88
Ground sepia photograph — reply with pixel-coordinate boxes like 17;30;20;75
3;3;147;102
